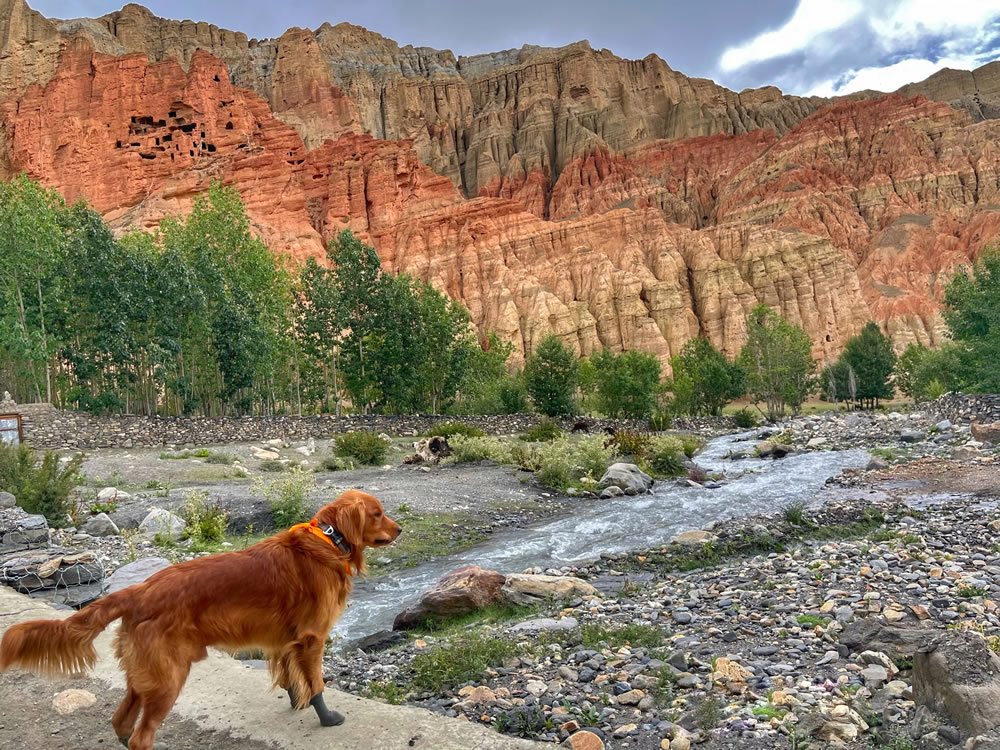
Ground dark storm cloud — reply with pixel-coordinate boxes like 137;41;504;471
25;0;1000;96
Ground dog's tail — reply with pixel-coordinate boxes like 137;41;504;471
0;588;134;676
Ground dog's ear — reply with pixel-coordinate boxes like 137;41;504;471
333;500;365;549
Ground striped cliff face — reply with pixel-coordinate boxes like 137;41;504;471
0;0;997;365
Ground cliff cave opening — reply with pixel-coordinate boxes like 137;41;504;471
226;122;233;130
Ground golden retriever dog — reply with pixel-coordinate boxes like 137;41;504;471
0;490;401;750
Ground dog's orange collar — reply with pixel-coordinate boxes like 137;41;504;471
289;518;353;555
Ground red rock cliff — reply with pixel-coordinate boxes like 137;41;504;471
1;0;999;366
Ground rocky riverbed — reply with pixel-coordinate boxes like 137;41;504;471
3;405;999;749
323;481;1000;750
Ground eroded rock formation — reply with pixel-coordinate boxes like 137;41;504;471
0;0;999;367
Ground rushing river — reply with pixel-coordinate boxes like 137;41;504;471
333;432;870;640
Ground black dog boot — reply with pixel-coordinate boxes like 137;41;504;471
286;688;344;726
309;692;345;727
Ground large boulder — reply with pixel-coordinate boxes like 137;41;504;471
0;491;15;509
840;617;937;659
756;441;792;458
79;512;119;537
393;565;507;630
971;421;1000;445
670;530;719;545
346;630;408;654
502;573;601;606
599;463;653;495
96;487;130;503
106;557;172;594
914;631;1000;735
138;508;185;540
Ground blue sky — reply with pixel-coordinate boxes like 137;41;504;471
28;0;1000;96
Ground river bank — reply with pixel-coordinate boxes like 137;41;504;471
322;456;1000;750
8;405;999;749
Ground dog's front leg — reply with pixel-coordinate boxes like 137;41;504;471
286;687;345;726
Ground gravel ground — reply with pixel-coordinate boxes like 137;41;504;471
323;454;1000;750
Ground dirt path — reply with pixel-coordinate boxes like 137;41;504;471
0;587;545;750
0;671;281;750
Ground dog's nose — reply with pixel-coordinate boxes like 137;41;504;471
394;523;402;536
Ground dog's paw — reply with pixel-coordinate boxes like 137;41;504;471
317;709;345;727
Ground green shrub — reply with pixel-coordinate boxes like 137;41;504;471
535;436;612;490
498;380;529;414
409;633;513;692
646;436;686;477
88;499;118;514
678;435;704;458
180;489;229;543
783;502;807;526
520;420;562;442
733;408;758;429
509;442;541;471
608;429;652;457
0;441;34;497
649;411;672;431
426;422;484;440
15;452;83;527
579;622;666;650
447;435;513;464
534;439;573;489
251;467;314;528
319;455;356;472
924;378;947;401
192;448;213;458
204;452;236;465
258;459;287;472
334;431;389;465
573;436;614;480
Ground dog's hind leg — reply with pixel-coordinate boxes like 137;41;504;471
111;684;140;746
112;626;142;745
125;635;199;750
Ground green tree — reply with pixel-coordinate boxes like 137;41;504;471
667;337;745;416
0;175;68;403
327;229;384;412
523;334;579;416
410;280;475;414
839;322;896;408
737;305;816;421
159;181;294;415
295;256;343;413
895;343;925;402
943;249;1000;393
589;349;662;418
450;332;524;415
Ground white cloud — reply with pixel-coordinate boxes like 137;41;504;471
719;0;1000;94
806;55;987;96
719;0;862;72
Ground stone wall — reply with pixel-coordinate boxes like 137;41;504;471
930;393;1000;425
17;403;667;450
